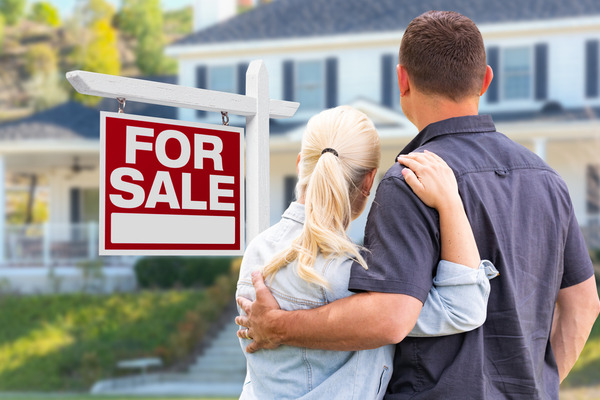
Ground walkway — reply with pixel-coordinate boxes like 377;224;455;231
91;319;246;397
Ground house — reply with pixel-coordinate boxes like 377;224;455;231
166;0;600;247
0;79;177;293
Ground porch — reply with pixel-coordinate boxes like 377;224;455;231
0;221;137;294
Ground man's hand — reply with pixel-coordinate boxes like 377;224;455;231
236;270;284;353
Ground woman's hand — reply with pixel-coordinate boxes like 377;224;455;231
399;150;480;269
398;150;460;212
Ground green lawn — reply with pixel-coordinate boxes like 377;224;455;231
560;288;600;388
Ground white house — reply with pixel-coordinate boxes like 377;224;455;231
166;0;600;247
0;89;178;293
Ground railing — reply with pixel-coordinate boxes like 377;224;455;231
3;222;98;266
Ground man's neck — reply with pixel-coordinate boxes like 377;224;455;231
411;94;480;132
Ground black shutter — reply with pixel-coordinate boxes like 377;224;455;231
195;65;207;117
325;57;338;108
586;40;599;98
534;44;548;101
237;62;248;95
70;188;81;223
381;54;394;108
283;60;294;101
284;176;298;208
486;47;499;103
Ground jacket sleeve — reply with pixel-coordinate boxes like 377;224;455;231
408;260;499;337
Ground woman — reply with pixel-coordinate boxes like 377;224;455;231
236;106;497;400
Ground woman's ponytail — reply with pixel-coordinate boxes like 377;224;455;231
262;106;380;288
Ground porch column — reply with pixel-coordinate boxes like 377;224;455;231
534;138;547;161
0;155;5;265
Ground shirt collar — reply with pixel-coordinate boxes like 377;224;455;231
399;114;496;156
282;202;305;225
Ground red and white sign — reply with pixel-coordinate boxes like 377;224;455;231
100;112;244;255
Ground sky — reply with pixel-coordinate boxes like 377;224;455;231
47;0;194;17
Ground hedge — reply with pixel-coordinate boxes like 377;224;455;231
134;256;235;289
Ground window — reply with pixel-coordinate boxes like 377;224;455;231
209;65;236;94
295;60;325;111
502;47;532;100
587;165;600;214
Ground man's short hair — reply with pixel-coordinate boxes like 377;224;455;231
399;10;487;101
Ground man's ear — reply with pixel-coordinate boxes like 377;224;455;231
480;65;494;96
397;64;410;97
296;153;301;175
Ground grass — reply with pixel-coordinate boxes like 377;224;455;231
0;275;234;392
560;286;600;388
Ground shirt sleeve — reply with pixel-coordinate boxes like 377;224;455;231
560;204;595;289
409;260;499;337
348;165;441;303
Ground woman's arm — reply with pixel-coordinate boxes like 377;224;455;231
399;151;497;336
399;150;479;268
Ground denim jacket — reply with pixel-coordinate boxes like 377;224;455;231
236;202;498;400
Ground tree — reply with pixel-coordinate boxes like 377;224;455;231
118;0;176;75
69;0;120;106
24;43;68;110
0;0;26;25
0;13;5;52
29;1;61;27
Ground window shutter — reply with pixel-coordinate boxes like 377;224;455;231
283;60;294;101
326;57;338;108
586;40;599;98
486;47;499;103
237;62;248;95
534;44;548;101
381;54;394;108
195;65;207;117
70;188;81;223
284;176;298;208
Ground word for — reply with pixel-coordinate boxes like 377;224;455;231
109;126;235;210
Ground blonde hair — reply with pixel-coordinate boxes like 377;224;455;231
263;106;381;288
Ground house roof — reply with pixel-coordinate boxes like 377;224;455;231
0;76;178;142
174;0;600;46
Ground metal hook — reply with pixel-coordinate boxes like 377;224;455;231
117;97;126;114
221;111;229;126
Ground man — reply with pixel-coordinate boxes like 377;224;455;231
236;10;600;399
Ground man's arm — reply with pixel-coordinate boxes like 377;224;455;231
236;270;422;353
551;275;600;382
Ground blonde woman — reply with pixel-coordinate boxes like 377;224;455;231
236;106;497;400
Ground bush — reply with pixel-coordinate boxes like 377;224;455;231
134;256;238;289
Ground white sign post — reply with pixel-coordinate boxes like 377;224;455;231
67;60;299;253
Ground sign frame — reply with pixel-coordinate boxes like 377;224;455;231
99;111;245;256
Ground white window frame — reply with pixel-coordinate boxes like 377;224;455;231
294;59;325;112
208;65;237;94
501;46;534;101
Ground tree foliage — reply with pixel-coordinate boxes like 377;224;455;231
29;1;61;27
0;13;5;52
0;0;26;25
118;0;175;75
70;0;120;106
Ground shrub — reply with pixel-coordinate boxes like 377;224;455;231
134;256;238;289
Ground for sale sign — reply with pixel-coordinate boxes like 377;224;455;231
100;112;244;255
